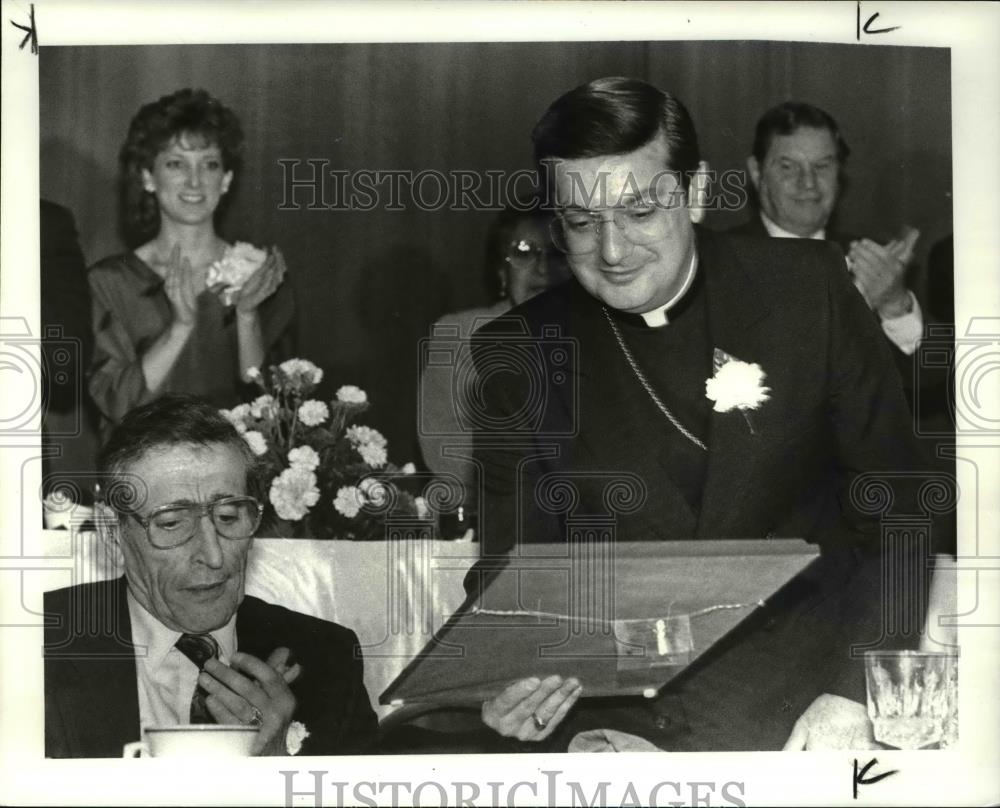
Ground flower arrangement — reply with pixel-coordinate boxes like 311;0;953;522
221;359;423;540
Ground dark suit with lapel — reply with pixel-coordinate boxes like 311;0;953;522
44;577;378;758
727;215;924;402
470;228;935;750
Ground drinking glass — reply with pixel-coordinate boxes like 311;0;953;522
864;650;958;749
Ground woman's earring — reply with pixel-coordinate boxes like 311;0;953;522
498;267;509;300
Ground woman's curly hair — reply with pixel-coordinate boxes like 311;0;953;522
119;88;244;244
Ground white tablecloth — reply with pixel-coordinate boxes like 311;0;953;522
37;530;478;718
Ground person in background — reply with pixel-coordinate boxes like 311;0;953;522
417;203;570;520
44;394;377;757
733;101;924;366
87;88;294;435
40;200;101;507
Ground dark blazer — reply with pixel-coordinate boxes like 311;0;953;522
44;578;378;758
726;215;926;401
469;228;939;750
473;228;928;555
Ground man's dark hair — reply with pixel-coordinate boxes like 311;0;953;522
531;76;701;193
119;87;244;244
752;101;850;164
98;394;258;512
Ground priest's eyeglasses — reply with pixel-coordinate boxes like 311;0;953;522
129;496;264;549
551;200;675;255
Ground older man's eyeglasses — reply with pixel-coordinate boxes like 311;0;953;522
129;496;263;549
550;200;675;255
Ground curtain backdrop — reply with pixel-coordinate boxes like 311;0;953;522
40;41;952;466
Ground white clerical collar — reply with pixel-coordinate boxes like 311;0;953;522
127;586;237;671
760;211;825;241
639;252;699;327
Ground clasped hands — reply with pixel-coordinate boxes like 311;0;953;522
163;244;287;325
847;227;919;319
197;646;300;756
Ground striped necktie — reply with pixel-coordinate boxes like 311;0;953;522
175;633;220;724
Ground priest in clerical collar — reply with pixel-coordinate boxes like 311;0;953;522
467;77;943;754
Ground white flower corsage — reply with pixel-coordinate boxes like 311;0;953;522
704;349;770;432
207;242;268;306
285;721;310;756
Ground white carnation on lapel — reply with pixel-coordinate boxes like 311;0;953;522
207;242;267;305
705;359;771;413
285;721;310;756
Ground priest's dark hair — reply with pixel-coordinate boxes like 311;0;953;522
752;101;851;164
98;393;259;513
531;76;701;192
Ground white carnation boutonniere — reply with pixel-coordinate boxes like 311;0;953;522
704;348;771;434
285;720;310;756
207;241;268;306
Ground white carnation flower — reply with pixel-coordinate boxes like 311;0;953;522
345;425;387;448
220;405;249;434
297;399;329;427
288;445;320;472
357;442;388;468
207;242;268;305
401;462;416;475
242;430;268;456
705;360;771;413
336;385;367;404
250;394;276;419
279;358;324;386
333;485;364;518
285;721;310;756
269;467;320;521
246;366;262;381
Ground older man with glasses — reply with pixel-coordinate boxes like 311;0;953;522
469;77;943;752
44;394;377;757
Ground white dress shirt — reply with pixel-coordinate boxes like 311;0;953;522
759;212;923;354
127;589;237;737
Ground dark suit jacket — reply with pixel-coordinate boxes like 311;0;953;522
44;578;378;758
468;228;940;750
726;215;927;401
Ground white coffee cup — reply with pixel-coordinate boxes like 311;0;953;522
123;725;258;758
